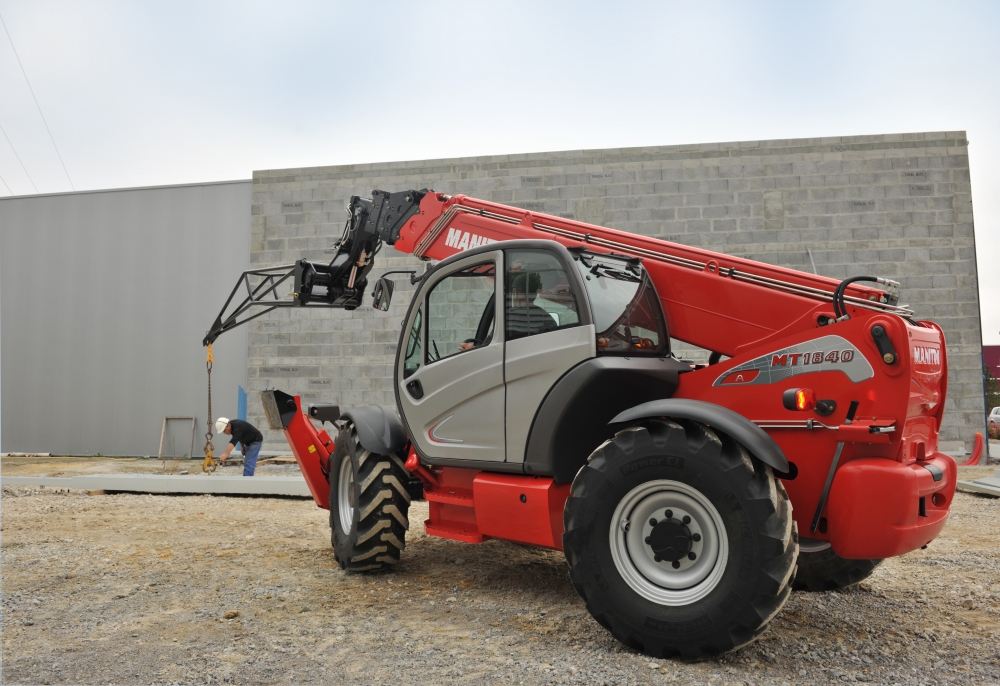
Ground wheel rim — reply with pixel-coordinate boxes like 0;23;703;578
338;456;355;531
798;537;831;553
609;479;729;606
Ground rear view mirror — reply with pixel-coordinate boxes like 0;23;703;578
372;277;395;311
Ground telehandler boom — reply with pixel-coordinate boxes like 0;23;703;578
206;189;954;658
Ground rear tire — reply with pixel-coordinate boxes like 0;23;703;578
329;426;411;571
563;419;797;659
793;541;882;592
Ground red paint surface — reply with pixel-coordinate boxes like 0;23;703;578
826;453;956;559
984;345;1000;381
281;395;331;509
473;473;571;550
406;465;571;549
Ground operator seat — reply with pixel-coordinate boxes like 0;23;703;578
506;271;557;339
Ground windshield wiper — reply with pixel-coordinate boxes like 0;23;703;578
589;263;640;282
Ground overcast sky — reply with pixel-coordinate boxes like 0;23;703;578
1;1;997;342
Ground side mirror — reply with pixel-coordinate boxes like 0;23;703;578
372;277;395;311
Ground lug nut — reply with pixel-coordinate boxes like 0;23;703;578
682;515;691;524
672;561;680;569
654;555;661;562
688;552;697;561
644;536;651;544
692;533;701;542
649;518;657;527
664;509;673;519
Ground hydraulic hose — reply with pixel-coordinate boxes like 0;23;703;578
833;275;879;320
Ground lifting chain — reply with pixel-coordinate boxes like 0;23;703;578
202;343;217;473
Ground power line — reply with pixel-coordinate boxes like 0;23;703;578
0;120;38;193
0;12;74;190
0;170;11;195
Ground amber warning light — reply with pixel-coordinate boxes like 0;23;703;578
782;388;838;416
783;388;816;411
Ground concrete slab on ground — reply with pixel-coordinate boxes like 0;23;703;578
957;468;1000;498
1;474;311;497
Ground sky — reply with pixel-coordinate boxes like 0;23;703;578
0;0;998;341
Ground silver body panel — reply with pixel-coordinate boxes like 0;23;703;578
504;325;596;463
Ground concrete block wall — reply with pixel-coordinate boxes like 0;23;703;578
250;132;982;452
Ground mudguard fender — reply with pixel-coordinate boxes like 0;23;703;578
610;399;789;473
341;405;408;456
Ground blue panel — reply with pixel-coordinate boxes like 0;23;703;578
237;386;247;422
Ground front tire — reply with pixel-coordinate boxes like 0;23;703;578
563;419;797;659
329;426;411;571
792;540;882;592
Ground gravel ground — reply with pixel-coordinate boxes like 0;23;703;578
2;460;1000;685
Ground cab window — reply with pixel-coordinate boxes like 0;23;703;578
402;305;422;379
574;253;667;355
426;262;496;363
505;250;580;341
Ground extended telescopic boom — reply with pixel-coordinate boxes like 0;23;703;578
205;187;905;358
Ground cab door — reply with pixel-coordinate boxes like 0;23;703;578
397;251;506;462
503;248;596;463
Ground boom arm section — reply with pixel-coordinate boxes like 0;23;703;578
203;189;427;345
205;186;908;357
389;192;909;357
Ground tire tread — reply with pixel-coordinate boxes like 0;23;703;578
330;426;410;572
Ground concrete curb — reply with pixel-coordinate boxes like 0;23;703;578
956;469;1000;498
1;474;312;497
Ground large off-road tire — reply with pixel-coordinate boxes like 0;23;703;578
792;540;882;592
328;426;411;571
563;419;797;660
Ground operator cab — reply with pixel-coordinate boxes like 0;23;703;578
395;239;671;468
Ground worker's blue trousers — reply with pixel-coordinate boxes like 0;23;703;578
243;441;262;476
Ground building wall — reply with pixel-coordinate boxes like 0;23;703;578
0;181;251;456
249;132;981;452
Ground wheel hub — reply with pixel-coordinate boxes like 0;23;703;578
609;480;729;606
648;518;693;562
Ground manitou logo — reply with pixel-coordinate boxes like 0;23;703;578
444;228;497;252
771;350;856;367
913;346;941;366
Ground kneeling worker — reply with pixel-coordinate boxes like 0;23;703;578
215;417;264;476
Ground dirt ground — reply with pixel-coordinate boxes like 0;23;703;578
3;458;1000;685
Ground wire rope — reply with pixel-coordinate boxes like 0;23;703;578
0;120;37;193
0;12;75;190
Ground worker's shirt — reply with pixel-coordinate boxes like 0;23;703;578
506;304;558;340
228;419;263;448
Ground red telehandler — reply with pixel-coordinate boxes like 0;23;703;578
204;188;954;658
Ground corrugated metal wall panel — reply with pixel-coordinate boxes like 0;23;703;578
1;181;251;456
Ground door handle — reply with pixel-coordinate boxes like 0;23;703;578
406;379;424;399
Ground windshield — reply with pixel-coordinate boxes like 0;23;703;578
574;253;667;355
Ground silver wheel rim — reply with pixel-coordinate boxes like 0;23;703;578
798;537;831;553
338;456;355;532
609;479;729;606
